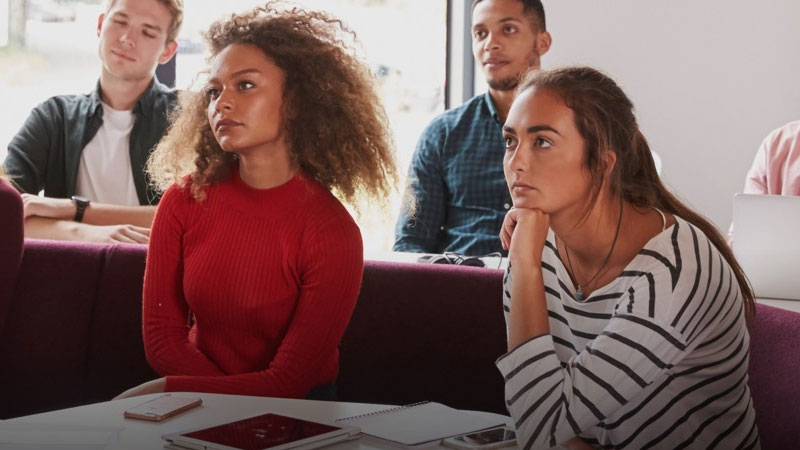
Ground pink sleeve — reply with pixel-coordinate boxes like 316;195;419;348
143;186;225;377
164;215;364;398
743;135;771;195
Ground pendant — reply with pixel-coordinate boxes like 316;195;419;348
576;286;584;302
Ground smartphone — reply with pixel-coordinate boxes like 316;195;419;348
123;394;203;422
442;427;517;450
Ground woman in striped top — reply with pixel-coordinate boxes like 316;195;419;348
497;67;758;450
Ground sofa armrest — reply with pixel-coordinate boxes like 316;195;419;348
0;181;24;338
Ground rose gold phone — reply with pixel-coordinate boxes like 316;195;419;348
123;394;203;422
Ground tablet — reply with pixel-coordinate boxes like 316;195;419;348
162;412;360;450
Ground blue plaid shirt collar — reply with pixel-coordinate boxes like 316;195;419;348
484;91;502;125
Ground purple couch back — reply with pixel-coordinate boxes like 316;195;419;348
338;261;507;414
0;240;156;418
0;241;508;418
748;303;800;449
0;181;23;338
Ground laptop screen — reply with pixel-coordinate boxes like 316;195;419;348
732;193;800;300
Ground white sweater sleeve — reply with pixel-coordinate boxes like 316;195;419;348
497;272;690;450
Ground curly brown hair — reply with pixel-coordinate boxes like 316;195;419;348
147;1;397;207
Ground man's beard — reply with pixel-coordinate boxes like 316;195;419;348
486;52;541;92
487;77;519;92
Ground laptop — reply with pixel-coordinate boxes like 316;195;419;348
732;193;800;300
162;412;360;450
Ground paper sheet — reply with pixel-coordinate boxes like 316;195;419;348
0;422;122;448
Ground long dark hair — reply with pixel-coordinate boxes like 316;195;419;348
517;66;755;319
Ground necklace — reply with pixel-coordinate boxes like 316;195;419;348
562;198;624;302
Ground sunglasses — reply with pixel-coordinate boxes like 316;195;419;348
418;252;503;269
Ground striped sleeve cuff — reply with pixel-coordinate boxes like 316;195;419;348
496;333;556;377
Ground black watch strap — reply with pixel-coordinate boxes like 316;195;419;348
71;195;90;222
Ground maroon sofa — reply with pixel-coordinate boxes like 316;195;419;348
0;183;798;449
0;238;507;418
0;179;507;418
0;181;23;340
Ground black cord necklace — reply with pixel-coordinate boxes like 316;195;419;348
562;198;624;302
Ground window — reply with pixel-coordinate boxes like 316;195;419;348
1;0;105;162
0;0;447;253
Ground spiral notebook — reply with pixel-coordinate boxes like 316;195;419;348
336;402;505;449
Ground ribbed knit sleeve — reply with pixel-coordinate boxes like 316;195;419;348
143;185;225;376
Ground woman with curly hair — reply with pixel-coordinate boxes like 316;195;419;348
116;2;396;400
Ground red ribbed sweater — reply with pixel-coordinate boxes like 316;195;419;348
142;168;363;398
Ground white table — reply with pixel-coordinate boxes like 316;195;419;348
8;393;512;450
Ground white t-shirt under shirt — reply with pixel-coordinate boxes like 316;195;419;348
497;216;759;450
75;102;139;206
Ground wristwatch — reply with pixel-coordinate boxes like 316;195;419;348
71;195;90;222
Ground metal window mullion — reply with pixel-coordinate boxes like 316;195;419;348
446;0;475;109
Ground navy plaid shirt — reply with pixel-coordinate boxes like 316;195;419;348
394;93;512;256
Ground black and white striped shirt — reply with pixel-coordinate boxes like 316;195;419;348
497;216;759;450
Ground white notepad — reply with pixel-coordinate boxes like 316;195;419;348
336;401;506;449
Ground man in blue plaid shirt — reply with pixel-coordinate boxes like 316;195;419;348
395;0;552;256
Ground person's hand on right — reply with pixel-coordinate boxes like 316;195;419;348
500;207;550;267
80;224;151;244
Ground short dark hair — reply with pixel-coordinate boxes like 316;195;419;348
471;0;546;31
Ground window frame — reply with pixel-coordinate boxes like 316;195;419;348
163;2;474;104
446;0;475;109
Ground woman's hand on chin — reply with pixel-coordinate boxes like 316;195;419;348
500;207;550;267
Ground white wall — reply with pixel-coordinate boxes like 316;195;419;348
479;0;800;229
